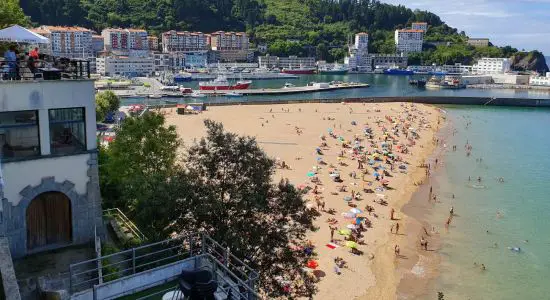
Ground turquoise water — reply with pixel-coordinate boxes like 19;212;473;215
428;106;550;299
122;74;550;105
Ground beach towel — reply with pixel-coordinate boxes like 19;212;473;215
326;243;340;249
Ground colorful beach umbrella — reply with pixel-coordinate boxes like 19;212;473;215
307;171;316;177
346;224;358;230
350;208;363;214
343;196;352;202
345;241;358;249
307;260;319;269
338;229;352;236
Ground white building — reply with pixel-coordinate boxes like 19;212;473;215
96;56;155;77
32;26;93;59
461;75;493;85
467;38;490;47
161;31;209;52
472;58;511;75
102;28;149;57
440;63;473;74
346;32;371;72
372;54;408;69
411;22;428;32
491;74;530;85
529;72;550;86
0;71;102;258
257;56;315;69
395;29;424;54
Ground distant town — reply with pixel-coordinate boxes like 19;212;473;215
29;23;550;88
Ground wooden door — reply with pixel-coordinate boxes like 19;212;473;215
26;192;72;250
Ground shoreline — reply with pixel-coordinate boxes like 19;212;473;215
359;107;445;300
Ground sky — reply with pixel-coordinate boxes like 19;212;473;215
383;0;550;55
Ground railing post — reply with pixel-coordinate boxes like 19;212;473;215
224;247;229;268
189;234;193;256
132;248;136;274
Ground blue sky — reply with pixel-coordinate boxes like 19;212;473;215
383;0;550;55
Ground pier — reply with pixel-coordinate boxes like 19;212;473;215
199;83;369;96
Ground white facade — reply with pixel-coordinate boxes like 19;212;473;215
395;29;424;54
258;56;315;69
354;33;369;50
440;63;473;74
472;58;511;75
461;75;493;85
529;72;550;86
0;80;102;257
33;26;93;59
411;22;428;32
161;31;209;52
96;56;155;76
491;74;530;85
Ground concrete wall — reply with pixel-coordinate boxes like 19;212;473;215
462;75;492;85
0;238;21;300
492;74;530;85
72;258;200;300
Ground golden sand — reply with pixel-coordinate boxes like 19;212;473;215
162;102;441;299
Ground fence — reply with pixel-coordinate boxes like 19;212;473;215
103;208;147;242
69;233;260;299
0;59;90;81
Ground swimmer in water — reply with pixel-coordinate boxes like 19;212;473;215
498;177;504;183
478;176;482;183
481;264;486;271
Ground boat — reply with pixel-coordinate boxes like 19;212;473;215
409;79;427;87
173;72;192;83
383;68;414;75
224;92;244;98
198;75;251;90
190;91;206;98
281;67;316;75
180;87;193;94
148;94;162;99
283;82;296;89
319;64;349;75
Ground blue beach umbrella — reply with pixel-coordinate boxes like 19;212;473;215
307;171;316;177
344;196;352;202
373;172;380;177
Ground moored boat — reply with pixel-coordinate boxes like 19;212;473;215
319;64;349;75
198;75;252;90
383;68;414;75
281;67;316;75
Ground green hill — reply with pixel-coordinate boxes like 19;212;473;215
14;0;548;72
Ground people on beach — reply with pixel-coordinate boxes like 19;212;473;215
449;206;454;216
394;245;400;256
420;236;428;250
390;208;395;220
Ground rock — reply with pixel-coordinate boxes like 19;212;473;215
510;51;550;74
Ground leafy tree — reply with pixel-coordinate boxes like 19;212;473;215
99;112;181;239
95;91;120;122
0;0;30;29
172;120;317;297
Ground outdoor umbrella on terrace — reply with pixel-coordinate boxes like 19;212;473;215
0;25;49;44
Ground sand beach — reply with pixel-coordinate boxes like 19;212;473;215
163;102;441;299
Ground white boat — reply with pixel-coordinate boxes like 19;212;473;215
224;92;244;97
190;91;206;98
283;82;295;89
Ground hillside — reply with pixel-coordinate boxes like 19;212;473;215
16;0;548;72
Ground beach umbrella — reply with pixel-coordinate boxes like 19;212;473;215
343;196;352;202
347;224;358;230
373;172;380;177
329;173;339;178
399;164;407;169
350;208;363;214
316;157;323;161
342;212;356;219
345;241;358;249
338;229;352;236
307;260;319;269
307;171;316;177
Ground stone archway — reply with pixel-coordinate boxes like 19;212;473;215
26;191;72;250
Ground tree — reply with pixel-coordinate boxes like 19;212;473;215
173;120;318;297
0;0;30;29
95;91;120;122
99;112;181;239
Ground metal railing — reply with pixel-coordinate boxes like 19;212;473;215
69;233;260;299
103;208;147;242
0;59;90;81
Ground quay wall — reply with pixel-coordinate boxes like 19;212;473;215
176;96;550;108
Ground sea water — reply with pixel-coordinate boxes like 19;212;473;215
427;106;550;299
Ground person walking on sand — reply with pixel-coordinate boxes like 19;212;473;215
390;208;395;220
394;245;400;256
420;236;428;250
394;223;400;234
450;206;454;216
330;226;336;242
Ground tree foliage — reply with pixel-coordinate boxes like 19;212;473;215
172;120;318;297
99;112;181;239
95;90;120;122
0;0;31;29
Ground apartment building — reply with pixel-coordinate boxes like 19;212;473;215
96;56;155;77
467;38;490;47
102;28;149;57
472;57;511;74
395;29;424;54
372;54;408;69
411;22;428;32
32;26;93;59
208;31;251;62
530;72;550;86
147;36;159;52
161;31;209;52
346;32;371;72
92;35;104;53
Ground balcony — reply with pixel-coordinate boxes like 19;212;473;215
69;233;260;299
1;57;91;81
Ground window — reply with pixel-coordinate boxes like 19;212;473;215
0;111;40;160
49;108;86;155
